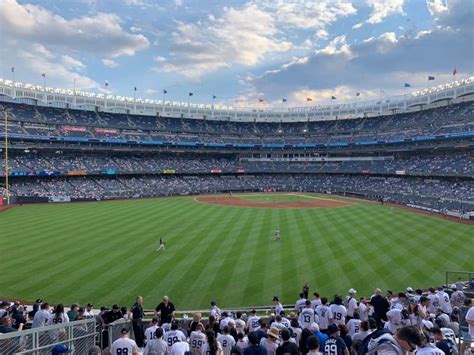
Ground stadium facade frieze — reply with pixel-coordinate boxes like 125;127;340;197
1;77;473;122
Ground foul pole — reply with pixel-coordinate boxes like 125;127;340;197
4;110;10;205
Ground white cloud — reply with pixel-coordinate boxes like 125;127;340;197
256;0;357;30
102;58;119;68
0;0;149;58
426;0;448;16
130;26;143;33
315;35;353;56
157;4;292;79
153;56;167;62
1;38;98;90
156;0;357;79
250;0;474;102
62;55;86;70
353;0;406;29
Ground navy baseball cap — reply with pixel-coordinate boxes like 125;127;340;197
328;324;339;335
51;344;71;354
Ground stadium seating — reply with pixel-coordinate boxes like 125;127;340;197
0;99;472;214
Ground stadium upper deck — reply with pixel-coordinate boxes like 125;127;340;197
1;77;473;122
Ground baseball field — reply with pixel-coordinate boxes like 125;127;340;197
0;193;472;310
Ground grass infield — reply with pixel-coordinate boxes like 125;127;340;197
0;193;472;310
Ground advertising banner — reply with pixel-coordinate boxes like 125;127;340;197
62;126;87;132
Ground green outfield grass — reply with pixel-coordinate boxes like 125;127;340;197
0;193;472;310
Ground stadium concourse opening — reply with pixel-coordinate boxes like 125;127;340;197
195;193;352;208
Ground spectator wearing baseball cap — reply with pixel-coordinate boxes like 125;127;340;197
324;324;349;355
110;328;139;355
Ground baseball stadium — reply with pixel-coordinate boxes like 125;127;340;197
0;1;473;354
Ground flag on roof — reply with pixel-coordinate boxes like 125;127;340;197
331;96;336;100
212;95;217;99
258;98;264;102
163;89;167;94
356;92;360;96
41;73;46;78
189;92;193;96
453;68;457;76
404;83;411;88
134;87;137;91
306;97;312;101
104;81;109;87
428;76;435;81
282;98;287;102
11;67;14;73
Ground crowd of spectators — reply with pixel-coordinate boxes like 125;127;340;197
2;153;472;177
1;100;473;145
2;174;473;212
1;281;473;355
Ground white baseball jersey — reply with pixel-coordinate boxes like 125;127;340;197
161;323;171;333
145;324;159;344
235;319;246;334
210;306;221;319
290;326;302;345
281;317;291;328
247;316;261;332
143;338;168;355
164;330;187;353
346;298;358;317
237;337;249;349
83;309;95;319
32;310;51;328
385;309;403;334
201;341;223;355
467;307;474;337
437;291;452;314
295;299;307;313
311;299;322;310
111;337;139;355
346;319;362;337
220;316;232;330
359;303;369;321
299;308;318;329
190;331;207;355
416;344;444;355
171;341;190;355
270;321;285;330
315;305;332;330
275;303;284;316
427;293;440;313
217;334;236;355
329;304;347;325
450;291;465;308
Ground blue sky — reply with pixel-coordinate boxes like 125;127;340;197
0;0;472;107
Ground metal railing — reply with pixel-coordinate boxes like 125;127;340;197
0;318;96;354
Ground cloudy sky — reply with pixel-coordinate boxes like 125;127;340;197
0;0;472;107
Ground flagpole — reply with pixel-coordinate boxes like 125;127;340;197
11;68;15;83
161;90;165;116
133;87;136;113
73;77;76;109
4;110;10;205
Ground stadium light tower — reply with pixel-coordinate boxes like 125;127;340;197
3;109;10;205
